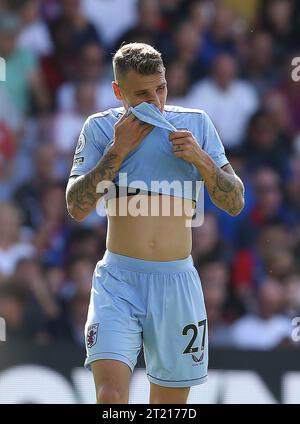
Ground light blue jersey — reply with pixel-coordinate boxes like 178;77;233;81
70;104;229;201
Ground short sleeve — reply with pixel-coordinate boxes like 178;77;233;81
69;116;106;177
201;111;229;168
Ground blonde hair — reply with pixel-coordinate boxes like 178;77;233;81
113;43;164;81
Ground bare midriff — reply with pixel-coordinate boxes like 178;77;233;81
105;194;196;261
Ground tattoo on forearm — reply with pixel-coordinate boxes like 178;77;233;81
216;168;236;192
210;167;244;215
67;151;120;217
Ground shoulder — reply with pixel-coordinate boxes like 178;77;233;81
85;107;124;136
165;104;206;115
164;104;208;122
164;104;211;129
88;106;124;124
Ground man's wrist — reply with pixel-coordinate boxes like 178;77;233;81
193;149;207;169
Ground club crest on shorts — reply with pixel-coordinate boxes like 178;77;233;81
75;133;86;154
87;323;99;348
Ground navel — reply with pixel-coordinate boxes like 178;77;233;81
148;240;156;249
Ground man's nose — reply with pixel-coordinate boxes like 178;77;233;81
149;95;161;110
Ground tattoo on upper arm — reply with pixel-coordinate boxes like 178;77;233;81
67;151;119;216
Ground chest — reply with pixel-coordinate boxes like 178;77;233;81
112;127;201;187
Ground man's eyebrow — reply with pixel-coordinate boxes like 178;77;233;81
134;83;167;94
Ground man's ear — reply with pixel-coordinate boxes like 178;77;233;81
112;81;123;101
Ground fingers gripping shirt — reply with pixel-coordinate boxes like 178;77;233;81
70;103;229;201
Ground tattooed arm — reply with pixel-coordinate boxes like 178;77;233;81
66;147;124;221
169;130;245;216
196;155;245;216
66;112;153;221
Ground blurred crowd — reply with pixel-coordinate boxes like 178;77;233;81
0;0;300;351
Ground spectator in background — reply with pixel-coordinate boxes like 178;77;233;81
64;292;90;345
241;110;292;179
259;0;296;60
0;11;50;116
199;4;237;66
44;264;66;300
233;218;295;300
165;59;191;106
41;0;102;98
232;167;297;298
17;0;54;57
0;282;29;341
262;91;294;139
114;0;162;50
65;228;105;266
0;124;17;201
241;31;278;95
33;182;70;266
274;54;300;133
62;256;94;301
81;0;138;48
14;257;63;344
0;203;35;278
14;143;58;228
282;273;300;319
52;79;98;177
56;42;118;113
258;219;295;258
236;167;295;250
264;247;297;280
230;277;294;350
199;259;241;346
159;0;187;33
192;212;232;264
38;0;61;20
166;19;206;84
185;0;210;34
186;53;258;148
0;86;23;137
287;152;300;214
48;0;101;60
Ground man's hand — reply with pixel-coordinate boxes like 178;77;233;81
169;130;202;165
112;112;154;159
169;130;245;216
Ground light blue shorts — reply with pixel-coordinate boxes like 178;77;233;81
84;250;208;388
